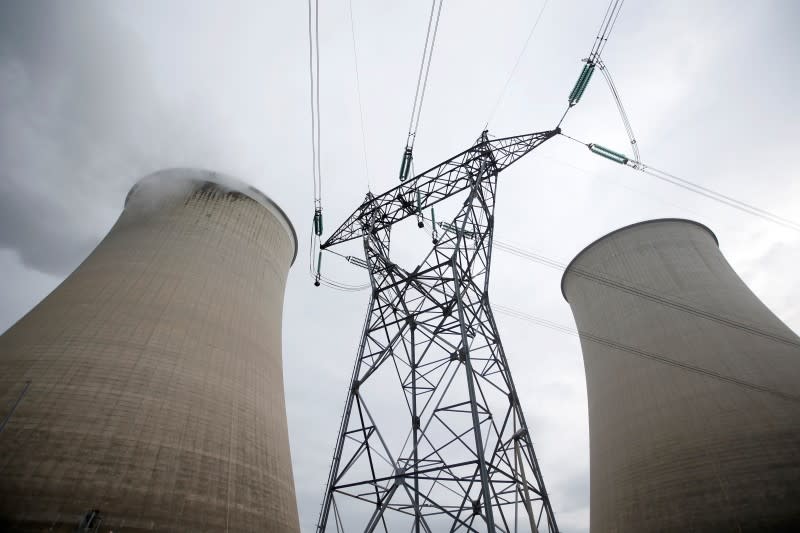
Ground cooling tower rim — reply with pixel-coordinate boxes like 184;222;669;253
560;218;718;301
125;168;298;264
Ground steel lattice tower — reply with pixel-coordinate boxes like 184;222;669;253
317;129;560;533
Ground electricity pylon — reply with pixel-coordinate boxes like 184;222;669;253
317;129;560;533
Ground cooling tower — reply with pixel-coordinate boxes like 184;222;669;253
0;169;300;532
561;218;800;532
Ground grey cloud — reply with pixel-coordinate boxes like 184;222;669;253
0;2;140;273
0;1;228;275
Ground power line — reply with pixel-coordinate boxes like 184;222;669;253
311;0;797;341
406;0;444;150
494;240;565;270
558;0;626;128
342;212;797;349
307;0;326;287
412;0;444;139
484;0;551;128
588;0;624;61
425;214;798;349
494;305;800;404
319;277;370;292
596;57;640;165
640;166;800;231
314;0;322;204
398;0;445;183
535;151;731;228
320;247;371;291
306;0;371;291
308;218;371;291
561;133;800;233
317;222;800;393
307;0;321;208
348;0;371;192
492;237;800;350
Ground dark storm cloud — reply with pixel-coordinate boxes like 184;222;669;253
0;2;134;273
0;1;222;275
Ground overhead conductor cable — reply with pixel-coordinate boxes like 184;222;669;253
596;57;640;165
348;0;371;191
307;0;323;285
558;0;625;126
484;0;551;127
560;133;800;233
306;0;369;291
568;1;640;164
399;0;444;182
495;305;800;403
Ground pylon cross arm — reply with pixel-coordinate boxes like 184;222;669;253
321;129;559;249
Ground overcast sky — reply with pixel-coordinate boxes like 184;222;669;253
1;1;799;531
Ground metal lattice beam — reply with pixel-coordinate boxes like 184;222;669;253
318;130;560;533
321;129;559;249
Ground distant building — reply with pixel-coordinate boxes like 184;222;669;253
562;218;800;532
0;169;300;532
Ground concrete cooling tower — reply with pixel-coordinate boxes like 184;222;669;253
561;218;800;532
0;169;300;532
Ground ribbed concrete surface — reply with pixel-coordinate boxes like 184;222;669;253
0;169;300;532
562;219;800;532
